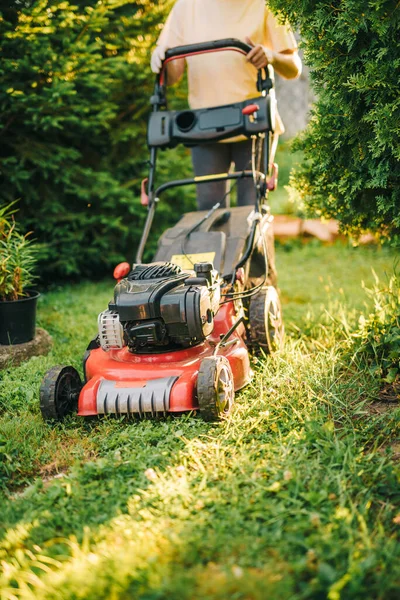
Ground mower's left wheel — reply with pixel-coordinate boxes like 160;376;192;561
197;356;234;422
40;366;82;421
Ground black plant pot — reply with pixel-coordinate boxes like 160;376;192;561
0;291;40;345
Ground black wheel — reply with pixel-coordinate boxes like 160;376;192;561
197;356;234;422
249;286;284;353
40;366;82;421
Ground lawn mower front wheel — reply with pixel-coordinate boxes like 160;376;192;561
40;366;82;421
197;356;234;422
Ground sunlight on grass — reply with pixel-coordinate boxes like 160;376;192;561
0;244;399;599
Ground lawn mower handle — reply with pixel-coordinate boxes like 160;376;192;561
153;170;265;199
164;38;252;61
137;39;275;265
159;38;266;92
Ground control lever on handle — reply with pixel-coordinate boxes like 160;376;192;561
242;104;260;116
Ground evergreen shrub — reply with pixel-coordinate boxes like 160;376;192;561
0;0;194;280
352;272;400;384
269;0;400;240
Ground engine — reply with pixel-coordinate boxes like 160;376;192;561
98;262;220;353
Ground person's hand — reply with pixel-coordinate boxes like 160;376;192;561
245;36;274;69
151;45;167;73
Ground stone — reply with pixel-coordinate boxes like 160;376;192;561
302;219;335;242
0;328;53;370
272;215;302;239
273;215;376;245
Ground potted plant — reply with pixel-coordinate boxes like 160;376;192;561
0;203;39;345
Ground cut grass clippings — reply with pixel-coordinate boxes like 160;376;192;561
0;242;399;600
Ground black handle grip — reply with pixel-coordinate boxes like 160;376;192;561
164;38;252;62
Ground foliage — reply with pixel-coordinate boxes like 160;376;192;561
269;0;400;240
351;272;400;383
0;203;38;301
0;244;399;598
0;0;194;280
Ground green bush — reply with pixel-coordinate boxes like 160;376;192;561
351;272;400;383
0;0;194;280
269;0;400;241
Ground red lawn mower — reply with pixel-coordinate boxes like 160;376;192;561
40;39;284;422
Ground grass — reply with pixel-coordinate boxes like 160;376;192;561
0;242;399;599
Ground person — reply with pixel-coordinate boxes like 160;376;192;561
151;0;302;210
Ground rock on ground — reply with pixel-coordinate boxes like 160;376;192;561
0;328;53;370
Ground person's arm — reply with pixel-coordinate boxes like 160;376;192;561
150;0;185;84
245;36;302;80
166;58;185;85
151;45;185;84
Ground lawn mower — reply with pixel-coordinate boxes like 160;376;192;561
40;39;284;422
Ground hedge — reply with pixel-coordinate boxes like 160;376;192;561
0;0;194;280
268;0;400;240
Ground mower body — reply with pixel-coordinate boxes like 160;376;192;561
79;301;250;417
78;205;275;417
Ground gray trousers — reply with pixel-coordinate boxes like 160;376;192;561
191;139;256;210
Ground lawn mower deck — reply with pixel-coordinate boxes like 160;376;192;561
79;300;250;419
40;39;284;422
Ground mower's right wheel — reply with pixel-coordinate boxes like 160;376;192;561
249;286;284;353
197;356;234;422
40;366;82;421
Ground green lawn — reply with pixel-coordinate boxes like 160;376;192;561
0;243;399;599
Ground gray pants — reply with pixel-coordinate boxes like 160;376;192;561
191;140;256;210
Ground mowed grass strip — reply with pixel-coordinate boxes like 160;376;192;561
0;243;399;599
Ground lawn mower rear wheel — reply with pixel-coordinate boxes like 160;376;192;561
249;286;284;353
197;356;234;421
40;365;82;421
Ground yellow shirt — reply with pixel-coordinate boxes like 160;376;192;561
157;0;297;111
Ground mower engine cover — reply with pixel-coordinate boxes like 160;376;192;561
99;262;220;353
